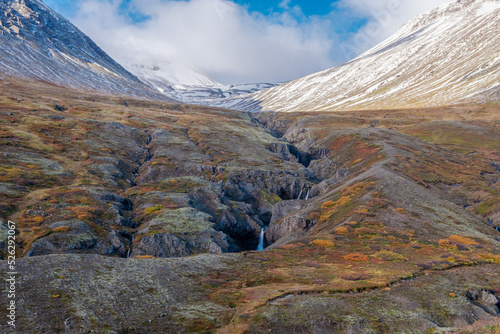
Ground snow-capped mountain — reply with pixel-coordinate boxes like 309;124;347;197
0;0;168;100
242;0;500;112
126;62;280;104
127;62;221;94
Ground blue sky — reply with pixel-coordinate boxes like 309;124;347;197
41;0;449;84
46;0;339;19
44;0;366;35
235;0;336;16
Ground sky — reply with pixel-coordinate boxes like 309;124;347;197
41;0;451;85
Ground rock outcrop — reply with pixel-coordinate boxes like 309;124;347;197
27;220;98;256
467;289;500;315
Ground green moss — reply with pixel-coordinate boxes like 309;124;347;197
261;190;282;206
144;205;163;215
146;207;214;234
477;196;500;216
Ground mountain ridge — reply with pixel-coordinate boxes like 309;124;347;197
238;0;500;112
0;0;170;100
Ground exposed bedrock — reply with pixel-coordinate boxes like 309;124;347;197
14;113;347;259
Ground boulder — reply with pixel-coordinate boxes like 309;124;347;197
270;200;307;225
266;216;315;244
467;289;499;315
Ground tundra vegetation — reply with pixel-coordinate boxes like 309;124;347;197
0;78;499;333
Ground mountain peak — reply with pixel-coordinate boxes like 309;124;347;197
0;0;170;100
243;0;500;112
400;0;498;33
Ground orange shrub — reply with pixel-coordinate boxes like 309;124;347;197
334;226;350;234
354;206;370;215
356;227;376;235
319;211;335;222
321;201;336;209
341;181;375;196
478;253;500;264
33;215;44;224
345;221;358;227
68;206;96;221
396;208;406;214
136;255;156;259
337;196;352;206
448;235;478;245
31;227;51;239
79;197;91;205
344;253;370;262
439;239;458;250
52;226;70;233
312;239;335;248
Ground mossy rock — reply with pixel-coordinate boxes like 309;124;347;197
146;207;214;234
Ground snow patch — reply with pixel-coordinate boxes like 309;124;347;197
477;1;500;16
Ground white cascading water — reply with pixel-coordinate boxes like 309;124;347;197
257;228;265;251
305;188;310;200
127;233;135;258
297;189;303;200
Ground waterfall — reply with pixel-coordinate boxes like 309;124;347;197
305;188;310;200
257;228;265;251
127;233;135;258
297;189;303;200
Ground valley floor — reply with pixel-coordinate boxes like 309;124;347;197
0;78;499;333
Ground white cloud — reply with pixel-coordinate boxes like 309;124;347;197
71;0;336;84
69;0;452;85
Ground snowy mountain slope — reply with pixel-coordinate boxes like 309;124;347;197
126;62;280;105
244;0;500;112
127;62;221;94
0;0;169;100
